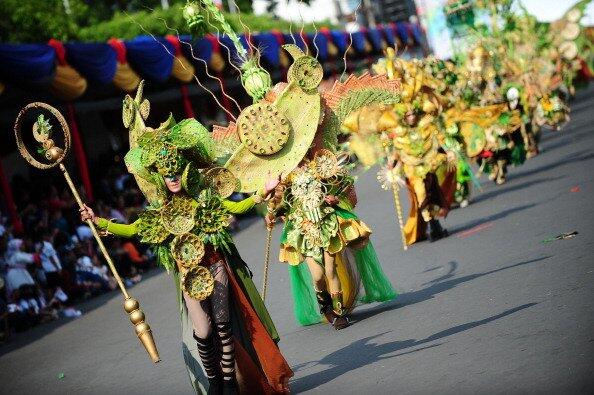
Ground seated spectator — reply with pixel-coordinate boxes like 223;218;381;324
37;229;63;290
75;250;111;295
18;284;59;324
75;224;94;241
5;239;37;297
122;240;150;271
4;162;163;334
90;255;117;291
6;293;30;332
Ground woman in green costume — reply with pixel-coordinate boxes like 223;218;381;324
213;41;400;331
80;83;292;395
266;148;397;330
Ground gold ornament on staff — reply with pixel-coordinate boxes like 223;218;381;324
14;102;160;363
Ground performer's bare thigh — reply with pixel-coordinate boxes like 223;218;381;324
306;257;326;289
183;292;212;338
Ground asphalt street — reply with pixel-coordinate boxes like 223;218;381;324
1;87;593;395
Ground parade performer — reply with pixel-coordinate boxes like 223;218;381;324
547;4;592;97
214;42;398;330
424;57;476;208
79;82;292;395
448;44;525;185
368;53;456;244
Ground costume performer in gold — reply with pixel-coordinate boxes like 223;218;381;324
364;53;456;244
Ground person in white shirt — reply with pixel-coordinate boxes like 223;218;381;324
38;230;62;289
5;239;36;297
75;224;94;241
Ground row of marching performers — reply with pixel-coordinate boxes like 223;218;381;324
342;4;591;246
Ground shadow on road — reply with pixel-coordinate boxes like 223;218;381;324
352;255;551;323
508;149;594;182
470;176;563;205
448;202;539;235
291;303;537;392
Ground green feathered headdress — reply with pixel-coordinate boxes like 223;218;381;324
122;81;216;205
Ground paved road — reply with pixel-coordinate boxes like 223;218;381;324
1;87;593;395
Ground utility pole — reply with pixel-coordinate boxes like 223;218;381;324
227;0;238;13
334;0;344;24
362;0;376;28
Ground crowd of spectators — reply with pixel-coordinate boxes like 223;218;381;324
0;162;156;340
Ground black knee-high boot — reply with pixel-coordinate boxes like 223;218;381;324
215;322;238;395
194;332;223;395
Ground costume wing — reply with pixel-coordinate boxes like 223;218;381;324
321;72;402;151
123;81;168;206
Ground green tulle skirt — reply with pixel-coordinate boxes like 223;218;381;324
284;208;397;326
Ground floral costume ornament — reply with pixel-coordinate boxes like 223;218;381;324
92;81;293;395
279;152;369;265
212;42;398;329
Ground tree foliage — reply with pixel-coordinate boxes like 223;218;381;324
0;0;332;43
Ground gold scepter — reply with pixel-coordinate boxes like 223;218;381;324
261;196;278;302
261;222;274;302
390;175;408;251
261;178;286;302
14;102;160;363
380;134;408;251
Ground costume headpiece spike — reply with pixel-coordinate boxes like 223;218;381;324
184;0;271;101
283;44;307;60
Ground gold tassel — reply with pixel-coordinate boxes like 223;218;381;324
209;52;226;73
113;62;141;92
171;55;196;83
50;65;87;101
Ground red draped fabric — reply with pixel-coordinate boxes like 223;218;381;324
164;35;196;119
108;38;127;64
224;262;292;394
165;35;182;56
66;104;94;202
48;39;67;66
0;159;23;235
